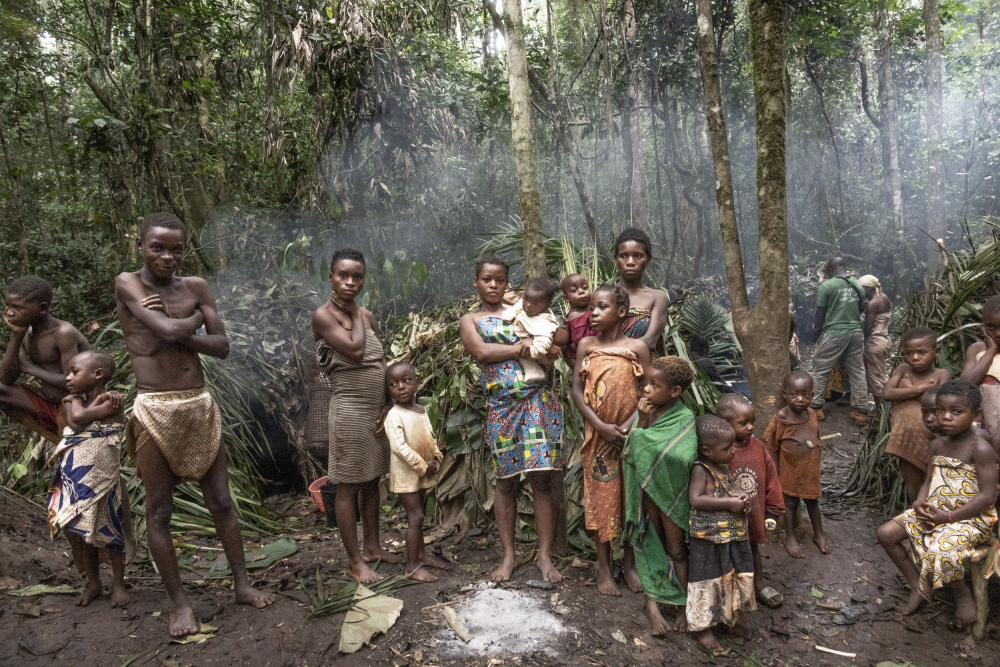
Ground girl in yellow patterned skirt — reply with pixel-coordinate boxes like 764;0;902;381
877;380;998;630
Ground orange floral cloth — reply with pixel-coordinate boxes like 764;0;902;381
579;348;643;542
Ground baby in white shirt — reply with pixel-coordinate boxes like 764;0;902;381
502;277;560;384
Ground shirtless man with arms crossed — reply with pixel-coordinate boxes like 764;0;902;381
115;212;274;637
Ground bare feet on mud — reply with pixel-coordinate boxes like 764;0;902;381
405;565;438;582
784;534;805;558
950;584;976;630
491;552;517;582
625;563;643;593
110;582;130;608
236;582;276;608
813;534;832;554
74;581;102;607
596;567;621;596
900;589;925;616
537;555;563;583
674;614;689;633
693;628;722;653
363;546;405;565
422;552;450;569
348;560;384;584
646;599;671;635
169;605;200;638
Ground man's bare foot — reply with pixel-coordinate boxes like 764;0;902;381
950;584;976;630
236;582;276;608
784;535;805;558
597;567;621;597
169;605;199;638
625;564;643;594
348;560;384;584
406;565;438;582
646;599;671;635
74;581;102;607
110;583;130;608
537;555;563;583
491;552;517;582
813;534;831;554
362;546;405;565
694;628;722;652
900;589;925;616
423;552;450;569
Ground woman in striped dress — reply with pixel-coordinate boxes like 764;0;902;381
313;248;403;583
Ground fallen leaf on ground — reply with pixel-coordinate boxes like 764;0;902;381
7;584;81;596
171;623;218;645
339;584;404;653
204;537;298;578
611;629;627;644
811;586;825;598
442;606;471;642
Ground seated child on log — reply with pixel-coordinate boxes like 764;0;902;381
961;295;1000;435
502;277;560;384
877;380;998;629
47;350;135;608
884;327;951;502
561;273;594;365
623;356;698;635
572;284;650;597
686;415;756;653
764;370;830;558
716;393;785;608
383;362;447;582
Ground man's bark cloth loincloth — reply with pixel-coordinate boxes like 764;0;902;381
48;423;135;570
126;387;223;481
623;401;698;605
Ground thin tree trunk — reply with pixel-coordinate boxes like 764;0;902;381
925;0;946;262
876;0;904;256
695;0;789;434
503;0;546;279
622;0;650;230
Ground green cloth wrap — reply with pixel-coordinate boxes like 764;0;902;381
623;401;698;606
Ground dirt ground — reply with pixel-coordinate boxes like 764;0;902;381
3;402;1000;667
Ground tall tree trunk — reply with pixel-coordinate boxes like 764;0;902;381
621;0;650;230
924;0;946;262
695;0;789;434
877;0;905;258
503;0;546;279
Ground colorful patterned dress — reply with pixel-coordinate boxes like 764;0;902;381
476;315;564;478
686;461;756;632
578;348;642;542
894;455;998;598
621;306;665;358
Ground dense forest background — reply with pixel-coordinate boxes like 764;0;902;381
2;0;999;327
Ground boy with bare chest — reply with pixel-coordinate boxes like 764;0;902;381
115;213;274;637
1;276;89;440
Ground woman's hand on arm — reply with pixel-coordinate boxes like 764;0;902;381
313;304;367;363
458;315;522;363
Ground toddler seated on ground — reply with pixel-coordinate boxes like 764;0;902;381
384;362;448;582
47;350;135;608
686;414;756;653
877;380;998;630
764;370;831;558
502;277;560;384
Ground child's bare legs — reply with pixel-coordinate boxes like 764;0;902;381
782;494;804;558
896;459;925;504
527;471;563;583
804;499;830;553
644;492;689;634
948;578;976;629
492;475;519;582
876;519;925;614
336;481;382;583
750;542;764;594
399;491;436;582
109;550;129;607
623;543;641;593
360;478;404;565
72;536;102;607
595;538;620;596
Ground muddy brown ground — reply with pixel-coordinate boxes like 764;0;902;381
2;402;999;666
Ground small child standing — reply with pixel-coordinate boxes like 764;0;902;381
884;327;952;501
716;393;785;608
573;284;650;597
686;415;756;653
47;350;134;608
502;277;560;384
877;381;998;629
383;362;447;582
764;370;830;558
561;273;594;365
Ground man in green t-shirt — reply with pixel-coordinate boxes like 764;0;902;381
811;257;868;427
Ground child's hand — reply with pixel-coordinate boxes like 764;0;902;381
637;397;653;416
374;402;393;434
426;459;441;476
97;391;125;409
986;329;999;356
596;422;626;447
3;311;27;334
728;497;749;513
62;394;83;405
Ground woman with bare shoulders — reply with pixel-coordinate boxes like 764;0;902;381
860;275;891;412
312;248;404;584
459;255;565;584
613;228;669;358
